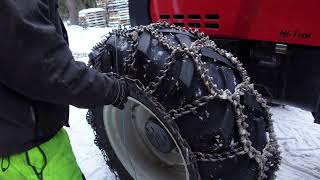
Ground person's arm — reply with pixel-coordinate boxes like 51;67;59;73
0;0;125;108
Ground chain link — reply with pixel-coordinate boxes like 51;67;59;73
190;146;246;163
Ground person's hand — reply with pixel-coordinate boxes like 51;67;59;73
104;72;129;110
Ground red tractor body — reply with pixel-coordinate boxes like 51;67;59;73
150;0;320;46
129;0;320;123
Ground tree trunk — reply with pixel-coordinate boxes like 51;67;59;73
66;0;79;25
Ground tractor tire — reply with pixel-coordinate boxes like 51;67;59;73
87;23;280;180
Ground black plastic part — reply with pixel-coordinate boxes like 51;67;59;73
145;120;175;153
281;46;320;111
312;112;320;124
205;14;220;20
215;39;320;113
188;23;201;28
312;96;320;124
205;23;220;29
189;15;201;19
129;0;151;26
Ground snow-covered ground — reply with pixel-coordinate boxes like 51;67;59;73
65;25;320;180
273;107;320;180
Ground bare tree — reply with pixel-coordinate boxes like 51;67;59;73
66;0;79;25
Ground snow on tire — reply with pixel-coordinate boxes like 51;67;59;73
87;23;281;180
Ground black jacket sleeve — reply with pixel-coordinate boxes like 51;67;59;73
0;0;120;108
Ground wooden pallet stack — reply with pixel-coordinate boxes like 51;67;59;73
79;8;107;28
107;0;129;27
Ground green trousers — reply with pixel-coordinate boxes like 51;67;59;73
0;128;83;180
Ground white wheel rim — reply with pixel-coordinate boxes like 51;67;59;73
103;97;189;180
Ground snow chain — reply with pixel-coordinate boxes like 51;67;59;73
87;22;281;180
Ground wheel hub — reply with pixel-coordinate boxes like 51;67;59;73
145;119;175;153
